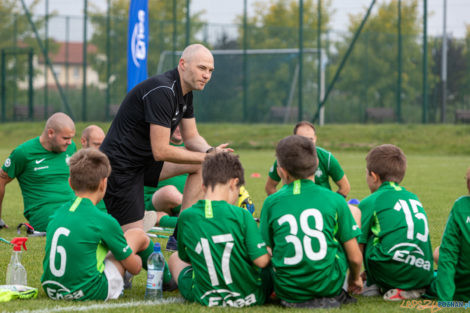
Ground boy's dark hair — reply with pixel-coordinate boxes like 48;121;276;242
202;152;245;190
69;148;111;192
276;135;317;180
366;144;406;183
293;121;316;135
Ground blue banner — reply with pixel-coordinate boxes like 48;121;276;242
127;0;149;91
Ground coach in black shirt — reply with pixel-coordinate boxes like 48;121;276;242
101;44;229;233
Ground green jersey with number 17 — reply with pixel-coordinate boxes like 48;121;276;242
260;179;361;302
177;200;268;307
359;181;433;290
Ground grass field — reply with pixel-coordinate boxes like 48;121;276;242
0;123;469;312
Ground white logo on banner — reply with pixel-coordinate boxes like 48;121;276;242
131;10;147;68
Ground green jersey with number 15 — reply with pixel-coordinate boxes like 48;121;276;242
177;200;268;307
359;181;433;290
260;179;360;302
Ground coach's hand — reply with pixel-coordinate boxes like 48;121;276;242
215;143;233;153
0;218;8;229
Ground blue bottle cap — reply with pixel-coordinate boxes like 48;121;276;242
153;242;161;252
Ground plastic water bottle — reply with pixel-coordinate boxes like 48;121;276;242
6;237;28;285
145;242;164;300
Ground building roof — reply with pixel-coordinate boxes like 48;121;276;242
38;41;97;65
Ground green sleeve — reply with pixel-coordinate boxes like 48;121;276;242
268;160;280;182
101;214;133;261
327;153;345;182
243;209;268;261
335;197;361;243
259;198;273;248
177;211;190;263
2;147;26;179
358;196;375;244
436;208;461;301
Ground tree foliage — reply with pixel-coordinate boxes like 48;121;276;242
89;0;205;103
328;0;438;123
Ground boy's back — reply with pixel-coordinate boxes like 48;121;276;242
359;181;433;290
260;179;360;302
42;196;132;300
177;199;268;307
434;195;470;300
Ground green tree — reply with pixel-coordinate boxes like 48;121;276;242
231;0;333;122
89;0;205;104
327;0;439;123
0;0;53;120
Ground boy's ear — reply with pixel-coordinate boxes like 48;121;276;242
370;171;380;183
230;178;240;190
99;177;107;192
68;177;72;188
277;166;290;181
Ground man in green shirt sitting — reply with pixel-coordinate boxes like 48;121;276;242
0;113;76;231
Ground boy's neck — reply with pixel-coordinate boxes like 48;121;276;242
74;191;102;205
204;184;233;203
283;175;315;185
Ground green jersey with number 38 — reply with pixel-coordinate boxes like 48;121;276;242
359;181;434;290
177;200;268;307
260;179;361;302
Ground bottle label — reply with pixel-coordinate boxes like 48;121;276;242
146;269;164;290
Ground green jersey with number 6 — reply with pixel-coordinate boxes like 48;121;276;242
2;137;76;231
260;179;361;302
359;181;433;290
41;197;132;301
177;200;268;307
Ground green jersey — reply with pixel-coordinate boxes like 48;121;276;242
268;146;345;190
177;200;268;307
433;196;470;301
260;179;360;302
2;137;76;231
359;182;433;290
41;197;132;301
144;142;187;214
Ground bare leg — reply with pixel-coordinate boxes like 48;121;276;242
152;185;182;214
168;252;191;286
159;162;203;212
108;228;150;276
348;204;362;228
121;220;144;232
433;246;440;264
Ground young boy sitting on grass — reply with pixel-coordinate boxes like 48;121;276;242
429;167;470;301
168;152;271;307
259;135;363;309
359;144;434;301
41;148;150;301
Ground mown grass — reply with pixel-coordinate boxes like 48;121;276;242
0;122;468;312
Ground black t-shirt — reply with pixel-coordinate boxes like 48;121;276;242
101;68;193;171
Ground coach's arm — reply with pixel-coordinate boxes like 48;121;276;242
0;169;14;228
335;175;351;198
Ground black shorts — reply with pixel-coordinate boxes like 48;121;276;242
104;161;164;225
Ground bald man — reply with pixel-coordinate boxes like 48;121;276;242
0;113;76;231
81;125;105;149
100;44;230;250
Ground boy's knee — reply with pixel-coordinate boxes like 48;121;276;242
348;204;361;228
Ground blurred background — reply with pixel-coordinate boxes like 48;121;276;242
1;0;469;124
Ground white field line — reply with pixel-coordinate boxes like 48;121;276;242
14;297;185;313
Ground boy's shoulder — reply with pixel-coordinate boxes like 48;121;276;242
452;196;470;215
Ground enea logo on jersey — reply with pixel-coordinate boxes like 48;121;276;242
131;10;146;68
201;289;257;307
388;243;431;271
42;280;84;300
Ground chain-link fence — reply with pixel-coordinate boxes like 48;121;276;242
1;0;469;123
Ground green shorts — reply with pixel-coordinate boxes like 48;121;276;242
178;266;195;302
177;266;273;304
